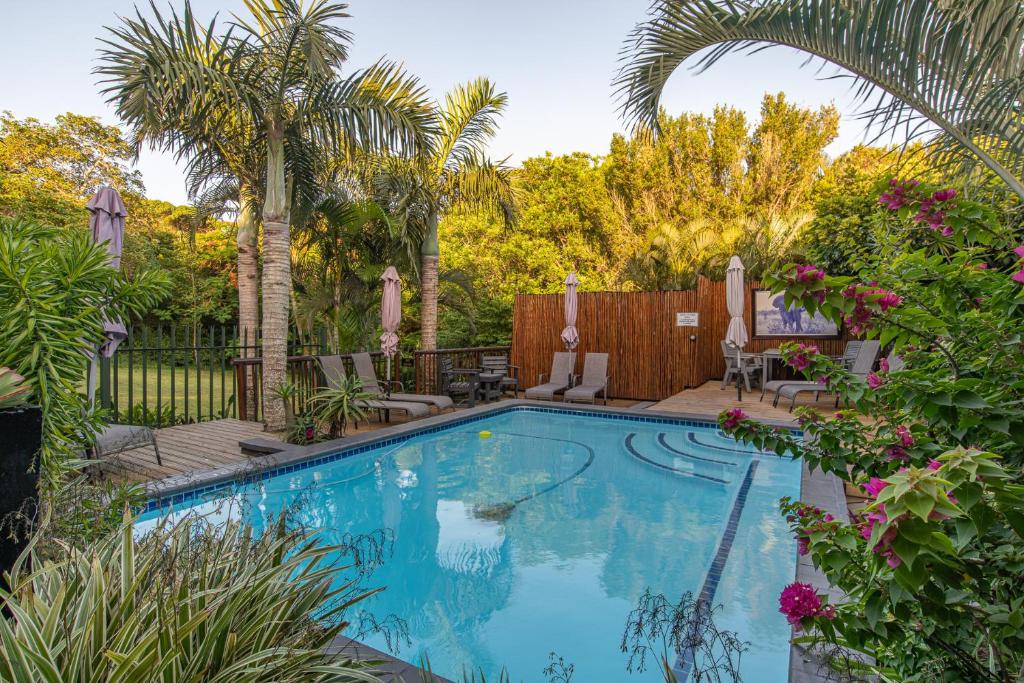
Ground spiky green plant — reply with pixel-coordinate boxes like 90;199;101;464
310;374;370;437
0;515;379;682
0;368;30;410
616;0;1024;197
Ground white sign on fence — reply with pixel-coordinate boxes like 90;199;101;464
675;312;699;327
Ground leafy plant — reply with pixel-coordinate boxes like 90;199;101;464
0;217;167;486
0;514;377;682
0;368;30;409
310;374;370;438
720;181;1024;680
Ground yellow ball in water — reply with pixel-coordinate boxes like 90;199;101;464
479;430;492;439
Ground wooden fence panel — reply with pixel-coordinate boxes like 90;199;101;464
511;281;850;402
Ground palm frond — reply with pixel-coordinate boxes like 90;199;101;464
437;77;509;172
442;155;519;227
615;0;1024;197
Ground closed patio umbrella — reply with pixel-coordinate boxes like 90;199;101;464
560;272;580;350
86;187;128;406
380;266;401;389
725;255;749;401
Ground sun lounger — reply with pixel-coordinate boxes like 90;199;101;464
351;352;453;412
769;341;881;411
317;355;430;420
94;423;162;465
564;353;609;404
525;352;576;401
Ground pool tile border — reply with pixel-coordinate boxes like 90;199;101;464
673;460;760;680
143;400;802;512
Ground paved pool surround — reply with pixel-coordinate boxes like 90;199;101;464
143;399;843;683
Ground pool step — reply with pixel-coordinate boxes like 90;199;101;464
623;433;731;485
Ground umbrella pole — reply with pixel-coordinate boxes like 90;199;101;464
736;347;742;401
385;356;392;397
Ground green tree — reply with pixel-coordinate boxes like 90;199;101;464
0;112;143;227
371;77;515;351
98;0;434;429
615;0;1024;198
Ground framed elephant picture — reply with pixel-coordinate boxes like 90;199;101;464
752;289;841;339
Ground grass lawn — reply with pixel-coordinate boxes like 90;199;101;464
109;363;237;424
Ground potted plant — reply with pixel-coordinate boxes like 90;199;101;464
0;367;40;584
310;375;370;438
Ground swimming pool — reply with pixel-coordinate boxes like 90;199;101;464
139;406;801;682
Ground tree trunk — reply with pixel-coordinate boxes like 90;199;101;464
260;126;291;431
420;212;440;351
236;183;260;421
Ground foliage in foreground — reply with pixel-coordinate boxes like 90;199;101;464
0;217;167;485
721;183;1024;681
0;515;377;683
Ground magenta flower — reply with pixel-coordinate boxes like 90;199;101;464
797;536;810;556
932;188;957;202
864;477;888;498
977;263;989;269
795;264;826;283
875;291;903;311
778;583;824;628
885;446;909;462
895;425;914;447
927;459;942;471
1012;269;1024;284
867;372;883;389
1013;245;1024;259
722;407;747;430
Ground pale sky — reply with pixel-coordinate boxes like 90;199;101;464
2;0;878;205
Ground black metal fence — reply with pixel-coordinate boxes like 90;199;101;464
97;325;322;427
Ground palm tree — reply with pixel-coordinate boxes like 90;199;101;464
372;78;517;350
98;0;435;429
615;0;1024;198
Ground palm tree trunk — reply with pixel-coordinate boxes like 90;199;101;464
261;125;291;431
236;182;260;420
420;211;440;351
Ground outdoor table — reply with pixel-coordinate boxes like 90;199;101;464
761;348;783;387
477;372;503;403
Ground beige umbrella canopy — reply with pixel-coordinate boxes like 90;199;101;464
85;187;128;406
560;272;580;350
380;266;401;385
725;256;749;401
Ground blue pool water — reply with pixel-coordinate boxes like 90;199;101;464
139;408;801;682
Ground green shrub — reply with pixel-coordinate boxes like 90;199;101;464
0;515;377;682
721;182;1024;680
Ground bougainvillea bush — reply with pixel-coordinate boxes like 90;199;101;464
720;182;1024;682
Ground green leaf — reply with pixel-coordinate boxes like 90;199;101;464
952;390;989;409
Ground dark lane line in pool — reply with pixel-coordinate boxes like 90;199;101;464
623;434;729;485
656;433;737;466
673;460;759;680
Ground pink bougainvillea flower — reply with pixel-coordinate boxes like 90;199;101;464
885;446;909;462
932;188;957;202
795;264;826;283
927;459;942;470
1012;269;1024;284
722;407;747;430
875;290;903;311
867;372;883;389
864;477;889;498
895;425;914;447
878;357;890;373
779;583;824;628
1013;245;1024;259
977;263;989;269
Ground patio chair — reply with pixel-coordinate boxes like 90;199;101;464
770;340;882;412
439;356;480;407
564;353;609;405
720;340;762;393
351;352;453;412
832;340;864;370
94;423;162;466
481;353;520;398
317;355;429;421
524;352;576;401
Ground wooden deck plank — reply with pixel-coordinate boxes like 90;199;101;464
650;381;846;423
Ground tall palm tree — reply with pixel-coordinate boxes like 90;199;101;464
373;78;517;350
615;0;1024;198
98;0;434;429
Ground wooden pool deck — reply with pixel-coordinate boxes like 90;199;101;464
99;384;840;485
